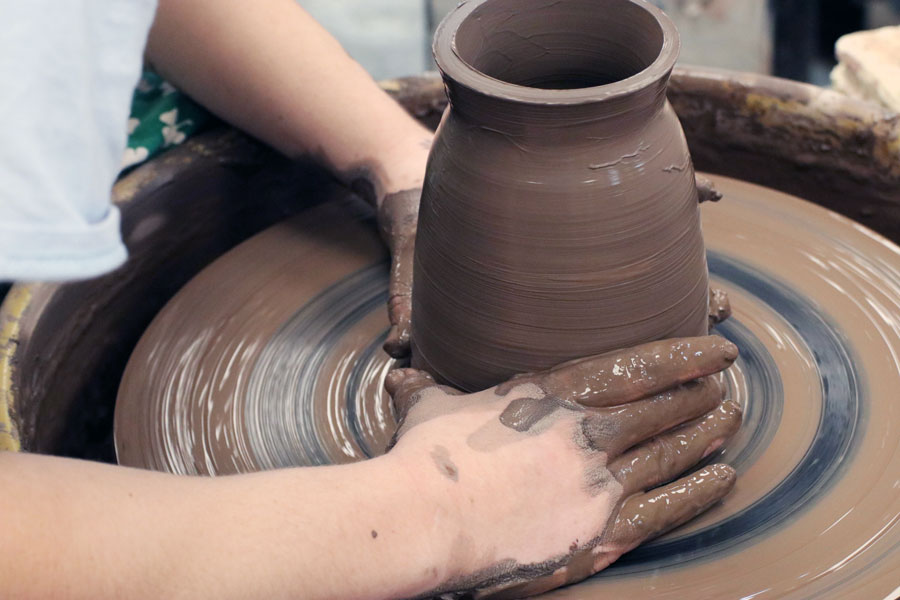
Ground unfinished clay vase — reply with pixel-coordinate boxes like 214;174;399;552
412;0;709;391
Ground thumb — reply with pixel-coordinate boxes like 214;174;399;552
378;189;419;358
384;368;439;422
383;234;414;357
696;174;723;203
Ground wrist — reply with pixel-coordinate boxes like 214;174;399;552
340;129;431;206
174;455;464;600
376;129;432;197
372;450;464;595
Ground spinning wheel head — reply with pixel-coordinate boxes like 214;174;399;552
115;175;900;599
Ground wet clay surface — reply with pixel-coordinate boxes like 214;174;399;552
385;337;739;599
377;188;420;357
418;466;736;600
115;175;900;599
493;337;737;410
11;69;900;461
412;0;709;391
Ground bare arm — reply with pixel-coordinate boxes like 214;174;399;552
0;337;740;599
0;451;453;600
145;0;431;200
145;0;429;355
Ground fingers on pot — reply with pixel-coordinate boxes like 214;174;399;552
384;368;438;421
609;400;743;496
384;367;464;423
540;336;738;408
383;238;415;358
708;287;732;328
582;377;726;456
696;174;723;203
608;463;737;549
384;297;412;358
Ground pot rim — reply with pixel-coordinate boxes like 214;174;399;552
433;0;680;106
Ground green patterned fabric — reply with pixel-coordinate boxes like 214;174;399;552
122;71;212;170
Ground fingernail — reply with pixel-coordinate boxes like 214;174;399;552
722;340;739;362
707;463;737;484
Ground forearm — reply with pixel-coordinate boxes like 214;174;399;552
180;455;458;599
0;452;456;600
146;0;432;201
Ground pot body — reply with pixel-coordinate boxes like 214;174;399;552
411;0;709;391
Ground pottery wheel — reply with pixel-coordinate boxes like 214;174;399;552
115;175;900;599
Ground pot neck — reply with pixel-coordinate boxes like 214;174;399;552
442;70;672;140
433;0;679;141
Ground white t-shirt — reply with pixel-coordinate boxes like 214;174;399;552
0;0;158;281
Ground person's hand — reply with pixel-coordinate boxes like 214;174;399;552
377;187;419;357
696;174;723;204
695;174;733;328
709;286;732;328
371;132;432;358
385;336;742;599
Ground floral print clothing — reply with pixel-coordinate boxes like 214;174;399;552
123;71;212;170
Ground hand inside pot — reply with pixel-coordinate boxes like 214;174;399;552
385;336;742;599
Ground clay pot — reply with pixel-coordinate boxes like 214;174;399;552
411;0;709;391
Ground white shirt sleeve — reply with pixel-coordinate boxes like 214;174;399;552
0;0;158;281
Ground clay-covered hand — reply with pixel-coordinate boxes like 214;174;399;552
709;286;732;328
378;188;420;358
696;174;723;204
385;336;742;599
695;175;733;328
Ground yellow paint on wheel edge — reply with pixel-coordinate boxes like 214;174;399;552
743;91;900;178
0;285;33;452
